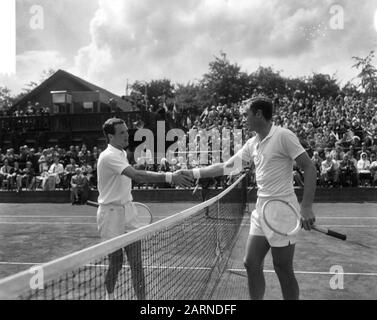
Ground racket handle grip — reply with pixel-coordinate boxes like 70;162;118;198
327;229;347;241
313;226;347;241
86;201;99;208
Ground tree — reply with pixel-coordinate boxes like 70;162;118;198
174;82;212;111
352;51;377;97
202;52;250;104
341;81;360;97
249;66;287;95
307;73;340;98
0;86;14;113
130;79;174;110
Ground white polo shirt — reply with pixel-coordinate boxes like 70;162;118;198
97;144;132;205
231;125;305;197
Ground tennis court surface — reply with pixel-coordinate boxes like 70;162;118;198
0;179;376;299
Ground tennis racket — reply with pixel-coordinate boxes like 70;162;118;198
86;201;153;227
261;199;347;241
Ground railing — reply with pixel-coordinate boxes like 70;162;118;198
0;112;148;133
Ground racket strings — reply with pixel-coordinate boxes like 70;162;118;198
263;201;301;236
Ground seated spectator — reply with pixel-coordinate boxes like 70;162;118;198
177;156;188;170
64;158;78;189
338;154;358;187
26;148;39;174
320;154;339;187
170;158;178;172
21;161;36;191
133;158;146;189
38;150;49;173
9;161;23;192
0;159;14;190
370;154;377;186
158;158;170;172
70;168;89;205
80;159;94;188
357;153;371;186
357;143;371;159
156;158;171;188
5;149;16;167
330;146;345;161
36;168;51;191
48;157;65;190
311;151;322;183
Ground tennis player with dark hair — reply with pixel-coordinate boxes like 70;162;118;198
182;97;317;300
97;118;193;300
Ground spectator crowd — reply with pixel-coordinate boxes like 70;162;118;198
1;92;377;193
171;91;377;187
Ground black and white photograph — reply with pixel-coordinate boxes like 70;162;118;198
0;0;377;307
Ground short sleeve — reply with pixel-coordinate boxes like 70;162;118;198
280;130;306;160
105;154;130;175
225;139;254;170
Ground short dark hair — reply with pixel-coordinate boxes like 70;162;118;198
102;118;126;143
249;96;273;121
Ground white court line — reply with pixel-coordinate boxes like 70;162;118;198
1;261;377;276
239;223;377;228
0;215;169;219
318;217;377;220
0;216;95;219
0;222;96;225
228;268;377;277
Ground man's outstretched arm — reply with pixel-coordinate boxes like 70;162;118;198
122;166;194;188
182;154;248;180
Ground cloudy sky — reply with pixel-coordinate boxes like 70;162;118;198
1;0;377;95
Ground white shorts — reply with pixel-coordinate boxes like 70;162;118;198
97;202;140;241
249;194;301;248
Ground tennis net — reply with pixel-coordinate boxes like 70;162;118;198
0;174;247;300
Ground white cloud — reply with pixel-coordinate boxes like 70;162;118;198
71;0;377;94
2;0;377;95
0;50;66;94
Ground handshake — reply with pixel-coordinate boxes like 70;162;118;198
170;170;196;188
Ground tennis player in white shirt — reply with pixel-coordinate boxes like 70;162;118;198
97;118;193;300
182;97;317;300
